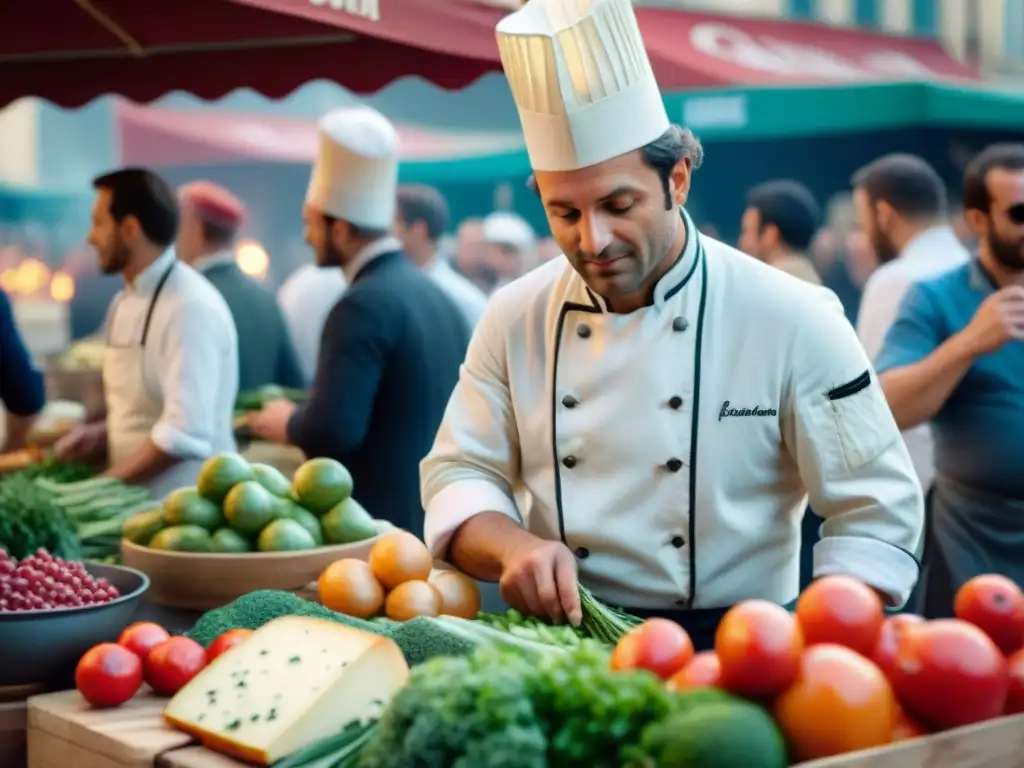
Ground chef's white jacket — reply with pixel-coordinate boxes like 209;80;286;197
856;225;969;490
425;255;489;330
277;263;347;385
421;211;924;610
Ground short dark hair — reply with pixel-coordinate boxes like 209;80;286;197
322;215;390;241
201;220;238;249
746;180;821;251
396;185;449;242
851;154;947;219
92;167;178;248
526;124;704;210
963;143;1024;213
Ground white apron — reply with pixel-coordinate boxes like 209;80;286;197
104;262;204;500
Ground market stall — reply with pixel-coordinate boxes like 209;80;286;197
2;451;1024;768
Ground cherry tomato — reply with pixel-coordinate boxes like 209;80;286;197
144;636;207;696
610;618;694;680
75;643;143;708
715;600;803;698
954;574;1024;655
796;575;885;657
872;614;925;680
666;651;721;691
206;628;254;664
774;644;895;761
889;619;1009;729
1005;649;1024;715
118;622;171;661
892;706;928;742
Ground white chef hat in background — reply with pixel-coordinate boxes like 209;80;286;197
306;106;399;229
496;0;669;173
482;211;536;252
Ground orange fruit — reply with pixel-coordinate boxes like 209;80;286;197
368;531;433;590
385;580;441;622
317;559;384;618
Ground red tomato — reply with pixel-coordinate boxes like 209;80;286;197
610;618;694;680
954;575;1024;655
715;600;804;698
666;651;721;691
206;628;254;664
796;575;885;657
118;622;171;661
892;706;928;742
1005;649;1024;715
75;643;143;708
144;636;208;696
889;619;1009;729
773;644;896;761
872;614;925;680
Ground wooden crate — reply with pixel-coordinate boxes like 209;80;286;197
27;688;1024;768
0;699;28;768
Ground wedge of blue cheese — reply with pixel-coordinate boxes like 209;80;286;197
164;616;409;765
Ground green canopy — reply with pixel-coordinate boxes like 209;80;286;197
400;81;1024;184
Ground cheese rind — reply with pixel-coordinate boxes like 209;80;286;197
164;615;409;765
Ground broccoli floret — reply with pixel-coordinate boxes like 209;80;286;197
357;649;547;768
526;643;673;767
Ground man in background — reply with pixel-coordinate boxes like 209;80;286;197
176;181;304;393
852;154;968;491
877;143;1024;617
395;185;488;329
0;287;45;451
453;218;490;293
249;107;469;536
739;179;822;284
482;210;536;290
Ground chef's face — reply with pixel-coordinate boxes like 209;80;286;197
534;150;690;307
967;167;1024;272
738;207;775;260
302;205;344;268
852;188;899;264
87;188;133;275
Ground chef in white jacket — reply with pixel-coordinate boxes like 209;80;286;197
57;168;238;499
420;0;924;649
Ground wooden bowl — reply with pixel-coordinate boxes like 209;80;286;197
120;531;388;611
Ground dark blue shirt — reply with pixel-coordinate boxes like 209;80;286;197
876;261;1024;496
0;289;46;417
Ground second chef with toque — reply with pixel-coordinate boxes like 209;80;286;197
249;107;469;536
420;0;925;649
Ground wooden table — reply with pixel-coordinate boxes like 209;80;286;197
26;686;1024;768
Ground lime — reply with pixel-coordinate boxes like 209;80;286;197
223;481;278;535
122;509;165;546
321;497;377;544
148;525;213;553
291;458;353;514
162;488;223;531
251;463;291;498
197;453;255;504
257;519;317;552
276;501;325;546
210;528;253;553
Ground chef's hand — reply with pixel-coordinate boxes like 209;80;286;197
498;537;583;627
248;399;296;444
962;285;1024;355
54;423;106;462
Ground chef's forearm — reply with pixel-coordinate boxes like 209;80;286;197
104;441;180;485
449;512;542;582
878;331;977;430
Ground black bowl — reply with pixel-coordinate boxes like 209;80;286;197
0;562;150;689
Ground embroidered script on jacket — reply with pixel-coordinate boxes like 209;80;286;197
718;400;778;421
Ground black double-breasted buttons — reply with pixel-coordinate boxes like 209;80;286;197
671;535;685;548
668;395;683;410
562;455;577;469
665;458;683;473
577;323;591;338
672;317;688;332
562;394;579;409
574;547;590;559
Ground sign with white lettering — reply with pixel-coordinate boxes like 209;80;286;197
308;0;380;23
689;22;939;81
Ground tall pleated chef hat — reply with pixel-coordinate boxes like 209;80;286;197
496;0;669;172
305;106;399;229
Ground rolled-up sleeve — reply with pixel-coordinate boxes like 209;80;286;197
420;298;521;559
783;291;924;607
0;289;45;417
151;299;233;460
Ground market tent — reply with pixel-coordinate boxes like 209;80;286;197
0;2;979;110
114;101;526;171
